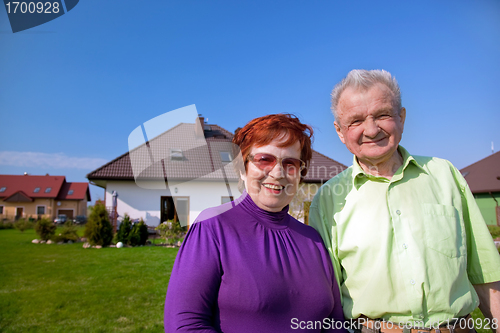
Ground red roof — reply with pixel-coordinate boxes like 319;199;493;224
57;182;91;200
87;121;347;183
0;174;91;201
461;151;500;194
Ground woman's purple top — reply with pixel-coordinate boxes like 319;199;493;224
164;192;345;332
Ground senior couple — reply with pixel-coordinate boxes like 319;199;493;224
164;70;500;332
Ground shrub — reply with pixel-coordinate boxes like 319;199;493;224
0;221;14;229
53;220;79;243
128;219;148;246
156;220;184;245
84;202;113;246
35;218;56;241
14;218;33;232
115;214;132;244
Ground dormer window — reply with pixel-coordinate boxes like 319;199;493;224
34;187;40;193
0;187;6;193
220;152;232;163
45;187;52;193
68;190;74;195
170;148;183;161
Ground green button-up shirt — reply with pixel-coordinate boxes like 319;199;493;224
310;146;500;326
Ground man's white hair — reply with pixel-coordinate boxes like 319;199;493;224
331;69;402;121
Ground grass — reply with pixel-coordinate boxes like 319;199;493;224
0;228;178;332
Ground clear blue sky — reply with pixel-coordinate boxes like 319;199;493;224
1;0;499;204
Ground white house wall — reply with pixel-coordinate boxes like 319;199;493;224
104;180;240;227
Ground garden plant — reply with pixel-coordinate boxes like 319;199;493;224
34;218;56;241
156;220;184;245
84;201;113;246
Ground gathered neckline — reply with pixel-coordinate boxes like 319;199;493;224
237;191;290;229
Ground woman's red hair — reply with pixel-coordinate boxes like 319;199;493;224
232;114;313;180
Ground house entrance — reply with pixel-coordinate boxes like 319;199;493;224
161;196;176;222
160;196;189;227
15;207;24;220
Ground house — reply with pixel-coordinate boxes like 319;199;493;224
461;151;500;226
87;116;347;228
0;174;91;221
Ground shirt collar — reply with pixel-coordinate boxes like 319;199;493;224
351;146;427;189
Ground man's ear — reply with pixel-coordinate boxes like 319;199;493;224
334;121;345;144
399;107;406;128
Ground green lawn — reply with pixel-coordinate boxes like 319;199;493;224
0;228;178;332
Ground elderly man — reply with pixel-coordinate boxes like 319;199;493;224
310;69;500;333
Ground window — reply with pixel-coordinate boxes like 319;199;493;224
170;148;183;161
220;152;232;163
45;187;52;193
221;196;234;204
37;206;46;215
0;206;3;214
0;187;6;193
34;187;40;193
68;190;74;195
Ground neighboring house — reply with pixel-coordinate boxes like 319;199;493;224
0;174;91;221
87;116;347;228
461;151;500;226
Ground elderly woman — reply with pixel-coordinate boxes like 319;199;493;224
164;114;345;332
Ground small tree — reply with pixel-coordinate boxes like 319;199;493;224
115;214;132;244
128;219;148;246
14;218;33;233
35;218;56;241
54;220;79;243
84;201;113;246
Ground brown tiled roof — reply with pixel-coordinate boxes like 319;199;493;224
304;150;348;182
87;122;347;183
461;151;500;193
88;123;239;182
0;174;90;201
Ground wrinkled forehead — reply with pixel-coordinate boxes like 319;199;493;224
337;84;398;115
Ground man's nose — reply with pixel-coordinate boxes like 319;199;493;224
363;117;380;138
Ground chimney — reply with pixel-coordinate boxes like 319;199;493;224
195;114;205;138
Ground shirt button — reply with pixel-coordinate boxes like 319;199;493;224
410;279;415;285
403;244;408;249
396;210;401;215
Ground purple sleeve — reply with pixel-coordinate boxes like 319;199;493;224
164;222;221;332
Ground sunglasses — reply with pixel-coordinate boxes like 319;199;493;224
247;153;305;175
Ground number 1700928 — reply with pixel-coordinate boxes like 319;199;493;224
5;2;60;14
